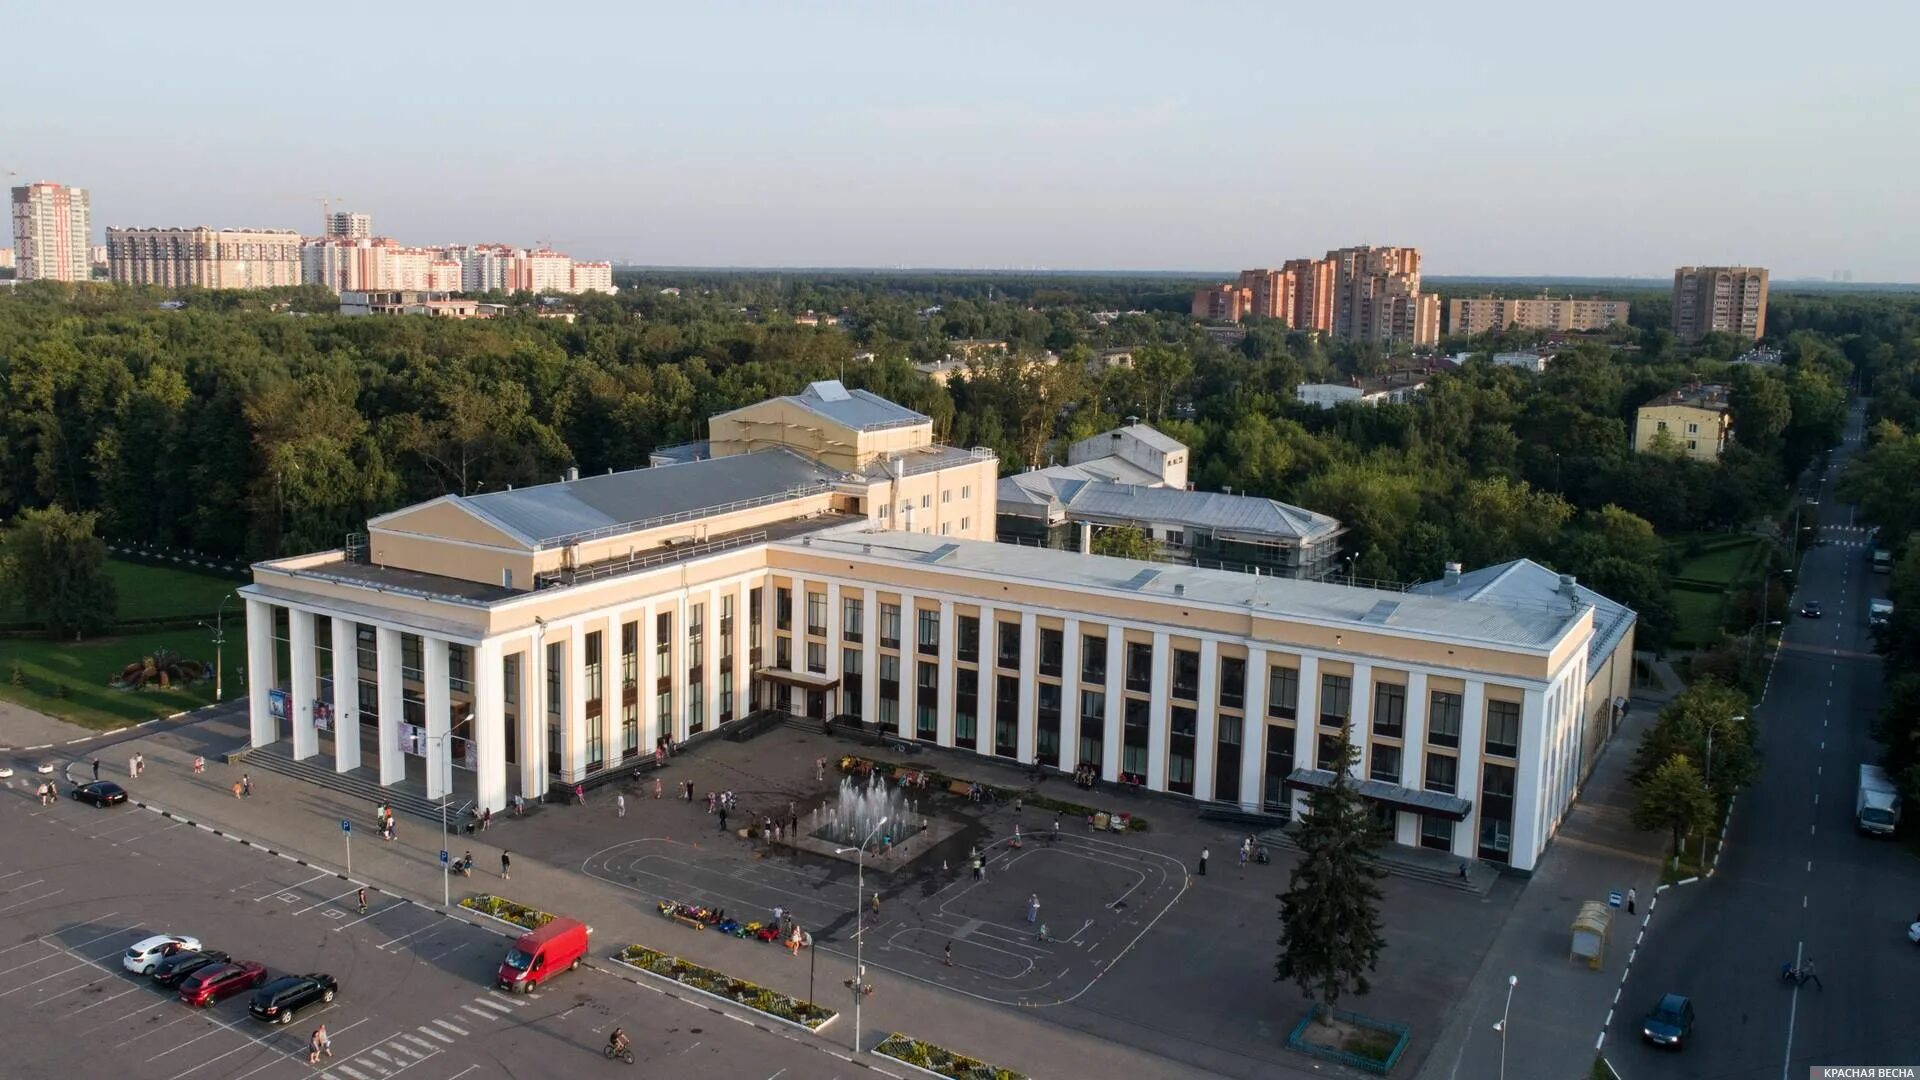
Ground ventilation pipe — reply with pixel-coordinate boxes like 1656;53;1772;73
565;466;579;483
1443;561;1462;585
1079;520;1093;554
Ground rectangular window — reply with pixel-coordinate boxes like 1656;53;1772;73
1318;673;1351;727
1373;683;1406;739
1215;716;1242;804
687;603;704;671
1485;699;1521;759
655;611;671;677
1424;753;1458;794
920;494;931;509
1420;815;1454;852
957;615;980;664
585;707;604;771
1369;743;1401;784
806;592;826;637
942;489;952;504
1168;705;1197;795
806;640;827;674
880;603;901;650
1428;691;1463;748
842;596;863;643
841;648;863;718
357;624;377;673
1125;641;1154;693
447;642;471;695
776;587;792;631
1037;682;1062;766
1316;730;1348;771
401;634;423;683
1479;763;1516;862
1082;635;1107;683
994;673;1020;757
584;631;603;711
1268;666;1299;720
1122;697;1150;776
916;661;939;740
918;608;940;656
622;702;639;757
750;587;763;641
657;689;672;735
1219;656;1245;711
962;484;971;499
1039;628;1063;678
1079;689;1105;767
546;642;563;718
719;670;733;723
1264;725;1296;813
997;621;1021;669
1172;648;1199;699
955;668;978;743
621;621;638;687
961;516;970;531
687;681;705;734
879;654;900;729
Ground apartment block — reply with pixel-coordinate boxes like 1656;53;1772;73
1282;257;1335;333
1191;283;1250;322
10;182;92;282
326;211;372;239
1197;246;1435;345
1672;266;1769;341
239;380;1632;872
1633;382;1732;461
1449;295;1630;336
107;227;304;289
0;247;15;270
570;261;617;294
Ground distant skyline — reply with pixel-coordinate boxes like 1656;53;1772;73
9;0;1918;281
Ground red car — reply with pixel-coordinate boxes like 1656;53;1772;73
178;961;267;1008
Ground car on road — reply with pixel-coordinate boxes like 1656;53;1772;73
71;781;130;807
150;949;231;987
178;961;268;1008
248;973;338;1024
1799;600;1823;619
123;934;203;974
1641;993;1695;1048
0;765;12;778
35;762;56;774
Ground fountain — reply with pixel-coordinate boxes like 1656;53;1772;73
788;773;961;865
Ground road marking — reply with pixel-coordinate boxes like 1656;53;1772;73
429;1018;467;1037
470;994;513;1014
334;1065;373;1080
368;1047;404;1066
0;877;47;895
415;1025;453;1043
400;1033;437;1053
256;871;330;901
1782;940;1804;1079
69;983;146;1015
0;887;64;916
377;923;439;950
293;885;367;916
332;898;405;932
458;1004;495;1020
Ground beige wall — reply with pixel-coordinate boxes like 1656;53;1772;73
709;397;934;470
1634;403;1729;461
860;458;998;541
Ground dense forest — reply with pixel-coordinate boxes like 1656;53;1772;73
2;276;1913;656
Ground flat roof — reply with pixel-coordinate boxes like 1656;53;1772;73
781;525;1583;653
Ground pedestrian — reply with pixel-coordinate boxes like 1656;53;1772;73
307;1030;322;1065
616;793;626;818
788;813;798;837
315;1024;333;1060
1051;817;1060;842
136;752;145;777
500;850;511;879
1026;893;1040;924
1036;922;1050;943
1626;887;1637;915
128;755;137;778
773;904;785;926
1238;842;1249;868
1799;957;1823;990
233;780;244;799
971;857;983;881
481;807;492;831
718;808;729;833
871;892;881;917
241;773;253;798
653;777;662;800
1014;797;1022;818
816;757;826;782
574;783;585;805
788;925;803;957
944;941;954;966
91;759;100;781
1198;847;1209;876
357;887;368;914
192;756;204;775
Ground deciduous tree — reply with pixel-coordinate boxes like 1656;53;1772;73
0;505;119;640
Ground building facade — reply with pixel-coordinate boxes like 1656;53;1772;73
570;261;617;294
326;211;372;239
1296;373;1429;409
107;227;304;289
1449;295;1630;336
10;182;92;282
1671;265;1769;341
241;384;1627;873
1327;245;1439;347
1632;383;1732;461
1190;283;1250;322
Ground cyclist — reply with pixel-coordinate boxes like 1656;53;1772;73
607;1026;631;1057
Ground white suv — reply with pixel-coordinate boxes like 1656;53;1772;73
123;934;202;974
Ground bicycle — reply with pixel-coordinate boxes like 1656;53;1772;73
603;1043;635;1064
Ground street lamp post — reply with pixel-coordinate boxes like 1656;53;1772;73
1492;973;1517;1080
1705;714;1745;790
836;815;889;1056
1743;619;1782;677
198;592;237;702
428;716;469;907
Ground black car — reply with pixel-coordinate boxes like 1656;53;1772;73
248;973;338;1025
1641;993;1695;1048
150;949;231;987
71;781;129;807
1800;600;1823;618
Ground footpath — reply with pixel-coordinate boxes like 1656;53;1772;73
1416;658;1684;1080
72;711;1217;1080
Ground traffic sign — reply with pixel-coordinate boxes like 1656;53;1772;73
1607;890;1622;908
439;849;450;865
340;819;351;835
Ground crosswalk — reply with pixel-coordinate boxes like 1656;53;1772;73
318;989;538;1080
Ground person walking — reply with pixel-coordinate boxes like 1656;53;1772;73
232;780;244;799
574;783;586;805
136;753;145;777
192;756;205;775
241;773;253;798
500;850;511;879
971;857;983;882
616;793;627;818
718;807;729;833
1799;957;1823;990
91;759;100;781
653;777;662;800
1198;847;1209;876
1627;887;1637;916
944;941;954;966
1026;893;1040;925
1238;841;1249;868
306;1029;323;1066
1013;797;1022;818
357;888;368;915
128;755;138;778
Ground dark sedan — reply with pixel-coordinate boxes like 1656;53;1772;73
248;973;338;1024
150;949;231;987
71;781;129;807
1800;600;1823;618
178;961;267;1008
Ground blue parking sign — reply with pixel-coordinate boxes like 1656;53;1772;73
341;819;351;834
439;849;450;865
1608;890;1622;908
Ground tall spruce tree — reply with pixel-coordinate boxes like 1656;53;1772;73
1275;731;1387;1022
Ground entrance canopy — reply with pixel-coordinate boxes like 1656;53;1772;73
756;667;842;689
1285;768;1472;821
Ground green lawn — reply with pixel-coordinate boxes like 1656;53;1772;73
1668;587;1727;649
0;556;241;625
0;626;242;731
1671;537;1765;587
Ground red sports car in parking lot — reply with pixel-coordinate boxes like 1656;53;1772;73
178;961;267;1007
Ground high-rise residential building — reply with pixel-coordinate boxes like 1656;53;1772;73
325;211;372;239
521;250;573;293
89;245;108;269
1671;266;1769;341
1190;283;1250;322
10;182;93;282
1325;245;1438;347
1238;268;1297;323
1449;295;1631;336
1282;257;1335;333
0;247;15;271
108;227;304;289
569;260;617;294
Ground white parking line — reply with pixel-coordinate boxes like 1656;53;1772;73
0;957;105;997
470;994;513;1014
0;877;46;895
293;885;366;916
415;1025;452;1044
69;983;146;1015
458;1004;495;1021
145;1023;232;1063
112;1010;200;1047
399;1033;437;1053
34;970;123;1003
334;1064;373;1080
331;898;406;932
429;1018;467;1037
377;923;440;951
0;888;64;916
255;872;330;901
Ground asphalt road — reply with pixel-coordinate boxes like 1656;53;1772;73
0;787;860;1080
1608;402;1920;1076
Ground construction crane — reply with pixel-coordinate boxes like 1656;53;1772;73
317;195;345;234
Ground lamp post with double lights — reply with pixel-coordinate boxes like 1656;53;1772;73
1491;973;1517;1080
835;815;888;1055
197;592;237;702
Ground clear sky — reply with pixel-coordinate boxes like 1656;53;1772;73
9;0;1917;279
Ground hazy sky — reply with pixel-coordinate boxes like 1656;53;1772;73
9;0;1918;279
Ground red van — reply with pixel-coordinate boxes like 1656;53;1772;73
497;917;590;993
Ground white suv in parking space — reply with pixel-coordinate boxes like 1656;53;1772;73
123;934;203;974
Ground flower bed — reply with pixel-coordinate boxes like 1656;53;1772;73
613;945;836;1032
873;1033;1028;1080
458;894;555;931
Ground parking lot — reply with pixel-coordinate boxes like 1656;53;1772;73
0;781;858;1080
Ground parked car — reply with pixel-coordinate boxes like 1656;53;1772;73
178;961;268;1008
1800;600;1823;619
0;765;13;778
1640;993;1695;1048
71;781;129;807
35;762;56;775
496;917;590;993
123;934;203;975
150;949;231;987
248;973;338;1024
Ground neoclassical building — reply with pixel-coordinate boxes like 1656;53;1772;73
242;382;1633;871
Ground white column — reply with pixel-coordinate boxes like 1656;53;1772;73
1402;672;1429;801
244;598;275;747
673;594;691;743
474;639;506;813
605;612;622;758
1455;679;1487;860
376;627;404;785
1145;630;1169;791
1058;617;1081;772
937;601;956;746
1239;646;1267;811
704;589;721;733
896;592;917;738
1291;656;1319;818
862;590;879;725
640;604;658;747
1016;610;1037;762
1512;687;1548;871
974;605;995;756
1101;632;1123;781
288;608;317;760
424;636;451;801
826;582;842;679
1348;660;1373;781
1194;638;1218;800
332;617;360;772
567;632;588;783
519;640;543;800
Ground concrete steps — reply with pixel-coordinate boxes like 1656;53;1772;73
230;743;447;825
